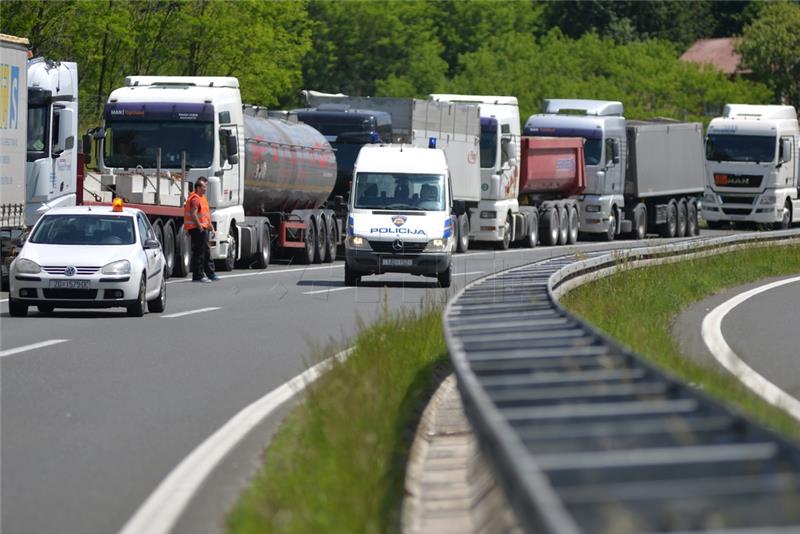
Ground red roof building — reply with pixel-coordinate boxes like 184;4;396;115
680;38;744;75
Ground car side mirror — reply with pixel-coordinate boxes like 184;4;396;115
144;239;161;250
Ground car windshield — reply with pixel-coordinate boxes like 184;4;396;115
706;134;776;163
30;214;136;245
354;172;446;211
104;120;214;168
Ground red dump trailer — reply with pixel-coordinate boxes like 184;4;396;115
517;136;586;246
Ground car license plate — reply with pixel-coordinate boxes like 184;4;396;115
382;258;413;267
48;279;90;289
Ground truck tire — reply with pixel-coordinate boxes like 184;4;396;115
687;201;699;236
162;220;176;278
775;203;791;230
314;218;326;264
524;212;538;248
37;304;55;314
153;220;165;256
677;200;688;237
456;213;469;253
659;202;677;238
218;227;237;271
633;206;647;240
296;220;317;265
437;265;451;288
324;218;337;263
603;208;616;242
254;224;271;269
496;215;511;250
9;299;28;317
543;208;559;246
174;226;191;278
567;206;579;244
558;206;569;245
344;263;360;286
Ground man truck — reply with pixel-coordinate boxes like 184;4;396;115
525;99;705;240
703;104;799;230
84;76;338;278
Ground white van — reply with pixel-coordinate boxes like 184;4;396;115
345;145;454;287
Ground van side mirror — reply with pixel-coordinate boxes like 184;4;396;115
779;138;793;164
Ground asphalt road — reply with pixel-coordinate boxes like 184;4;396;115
0;233;725;534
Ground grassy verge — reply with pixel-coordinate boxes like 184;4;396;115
227;298;448;533
561;243;800;440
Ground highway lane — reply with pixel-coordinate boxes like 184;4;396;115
0;234;724;534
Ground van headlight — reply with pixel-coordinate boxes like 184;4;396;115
102;260;131;275
14;258;41;274
345;235;372;250
425;238;448;252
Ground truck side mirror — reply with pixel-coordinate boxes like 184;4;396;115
612;140;620;164
82;133;93;164
779;138;793;164
225;133;239;164
52;108;75;157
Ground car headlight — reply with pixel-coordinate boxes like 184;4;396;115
14;258;41;274
102;259;131;275
585;205;602;213
480;211;497;219
759;195;776;205
345;236;372;250
425;238;448;252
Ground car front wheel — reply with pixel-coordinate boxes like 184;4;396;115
127;275;147;317
148;272;167;313
9;299;28;317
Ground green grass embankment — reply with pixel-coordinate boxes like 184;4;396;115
228;299;448;534
561;243;800;440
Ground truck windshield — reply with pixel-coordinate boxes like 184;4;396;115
354;173;446;211
297;114;373;138
27;105;49;154
480;128;497;168
30;214;136;245
706;134;776;163
104;120;214;169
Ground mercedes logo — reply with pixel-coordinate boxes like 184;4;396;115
64;266;77;277
392;239;403;252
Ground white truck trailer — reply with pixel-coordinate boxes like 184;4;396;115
526;99;705;240
85;76;339;277
302;93;481;253
703;104;800;229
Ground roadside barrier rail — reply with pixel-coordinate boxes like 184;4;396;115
443;230;800;534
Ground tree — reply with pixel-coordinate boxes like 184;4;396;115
737;1;800;107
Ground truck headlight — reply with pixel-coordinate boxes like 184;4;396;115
425;238;448;252
480;211;497;219
346;236;372;250
703;192;717;205
102;260;131;275
585;205;601;213
14;258;41;274
759;195;776;205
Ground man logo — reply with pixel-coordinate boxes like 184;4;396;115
392;215;407;227
64;266;77;277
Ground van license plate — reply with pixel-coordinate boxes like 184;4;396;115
382;258;413;267
49;279;90;289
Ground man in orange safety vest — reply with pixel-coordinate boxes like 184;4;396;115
183;177;219;282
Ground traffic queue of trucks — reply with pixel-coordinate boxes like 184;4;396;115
4;31;800;290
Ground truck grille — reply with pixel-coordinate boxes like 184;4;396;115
43;266;101;275
43;289;98;299
719;195;756;205
721;207;753;216
368;240;427;254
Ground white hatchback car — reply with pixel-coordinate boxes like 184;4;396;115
8;203;166;317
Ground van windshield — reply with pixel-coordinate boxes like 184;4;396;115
706;134;776;163
354;173;446;211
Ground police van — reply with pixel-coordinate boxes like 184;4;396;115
344;144;454;287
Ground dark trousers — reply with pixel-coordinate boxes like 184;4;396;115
189;228;215;280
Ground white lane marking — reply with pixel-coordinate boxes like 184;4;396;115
167;264;342;284
701;275;800;422
162;307;220;319
118;348;354;534
0;339;68;358
458;271;484;276
302;286;354;295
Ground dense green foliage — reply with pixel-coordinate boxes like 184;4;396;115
562;244;800;441
0;0;786;132
227;301;447;533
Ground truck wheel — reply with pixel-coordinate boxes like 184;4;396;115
153;220;165;256
567;206;579;244
775;203;791;230
218;228;237;271
9;299;28;317
437;265;452;288
495;216;511;250
296;220;317;265
174;226;191;278
37;304;55;314
543;209;559;246
603;209;616;242
314;218;325;264
677;200;688;237
659;202;677;238
126;275;147;317
687;201;699;236
147;272;167;313
633;206;647;240
456;214;469;253
524;212;538;248
344;263;360;286
324;218;337;263
254;225;271;269
558;206;569;245
162;220;176;278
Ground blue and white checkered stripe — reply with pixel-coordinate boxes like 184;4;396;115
443;217;454;239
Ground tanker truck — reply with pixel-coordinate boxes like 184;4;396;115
83;76;338;277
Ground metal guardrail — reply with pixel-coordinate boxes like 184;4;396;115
444;230;800;534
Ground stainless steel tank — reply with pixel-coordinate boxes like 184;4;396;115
242;108;337;213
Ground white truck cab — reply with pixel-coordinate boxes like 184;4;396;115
345;145;454;287
703;104;799;229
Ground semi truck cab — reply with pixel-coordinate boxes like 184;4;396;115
345;145;454;287
703;104;799;229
